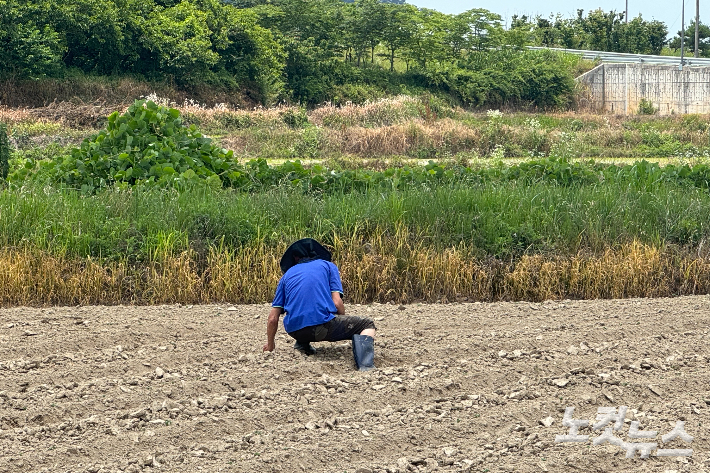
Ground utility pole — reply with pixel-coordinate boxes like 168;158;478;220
625;0;628;23
681;0;686;69
700;0;704;58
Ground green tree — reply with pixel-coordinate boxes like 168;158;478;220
142;1;219;82
352;0;386;64
524;9;667;54
619;16;668;54
669;20;710;56
51;0;127;74
505;14;536;47
0;0;64;78
218;7;285;104
405;8;448;70
270;0;344;47
380;4;417;71
579;9;625;52
454;9;504;52
646;20;669;55
533;17;557;47
554;16;584;49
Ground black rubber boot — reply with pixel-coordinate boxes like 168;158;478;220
352;334;375;371
294;341;316;356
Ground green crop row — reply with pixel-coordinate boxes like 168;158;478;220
13;151;710;195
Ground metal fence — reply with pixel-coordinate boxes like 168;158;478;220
528;46;710;67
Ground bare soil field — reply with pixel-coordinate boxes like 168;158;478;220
1;298;709;473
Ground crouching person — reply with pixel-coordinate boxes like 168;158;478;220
262;238;376;371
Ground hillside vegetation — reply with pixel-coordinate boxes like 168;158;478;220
1;0;594;108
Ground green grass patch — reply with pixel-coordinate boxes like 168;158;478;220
3;164;710;263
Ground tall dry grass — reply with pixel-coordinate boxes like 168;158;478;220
0;106;32;125
322;119;480;157
2;241;710;306
309;96;424;128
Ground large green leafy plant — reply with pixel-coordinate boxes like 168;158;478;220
50;99;239;191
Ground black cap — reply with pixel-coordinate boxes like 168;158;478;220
280;238;332;273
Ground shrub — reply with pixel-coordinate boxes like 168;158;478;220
638;99;657;115
289;125;322;158
282;107;309;128
330;83;387;105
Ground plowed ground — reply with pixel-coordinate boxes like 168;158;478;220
1;297;709;473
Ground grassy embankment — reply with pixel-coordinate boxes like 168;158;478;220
3;172;710;305
4;96;710;305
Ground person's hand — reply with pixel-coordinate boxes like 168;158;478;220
263;341;275;352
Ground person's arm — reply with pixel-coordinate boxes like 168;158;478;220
328;262;345;315
263;306;284;352
332;292;345;315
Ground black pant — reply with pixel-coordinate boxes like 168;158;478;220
288;315;376;343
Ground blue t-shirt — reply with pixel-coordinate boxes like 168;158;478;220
272;259;344;333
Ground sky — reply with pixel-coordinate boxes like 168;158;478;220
407;0;691;38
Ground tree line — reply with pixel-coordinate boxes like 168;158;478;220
0;0;690;107
512;10;667;55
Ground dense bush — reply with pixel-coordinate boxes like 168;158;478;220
0;0;64;77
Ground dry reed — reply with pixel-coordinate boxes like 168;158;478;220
309;96;422;127
2;241;710;306
0;106;33;125
322;119;480;157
